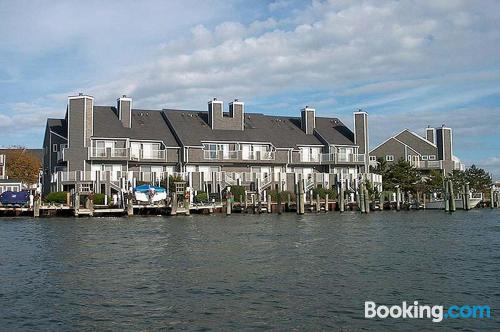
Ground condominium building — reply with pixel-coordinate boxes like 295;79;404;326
369;126;465;174
43;94;380;196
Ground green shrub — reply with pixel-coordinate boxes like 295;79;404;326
269;190;295;202
228;185;246;202
312;187;337;200
45;191;68;204
194;191;208;203
93;193;107;205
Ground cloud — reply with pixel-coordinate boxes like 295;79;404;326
0;0;499;163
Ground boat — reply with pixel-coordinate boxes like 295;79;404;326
0;191;30;207
425;194;482;210
133;184;167;204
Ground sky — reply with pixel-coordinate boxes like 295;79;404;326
0;0;499;177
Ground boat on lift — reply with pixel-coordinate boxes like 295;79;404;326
133;184;167;204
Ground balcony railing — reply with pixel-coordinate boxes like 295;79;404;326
412;160;442;169
89;147;166;161
202;150;275;161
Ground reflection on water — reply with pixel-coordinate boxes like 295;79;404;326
1;210;499;330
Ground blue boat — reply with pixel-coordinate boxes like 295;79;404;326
133;185;167;203
0;191;30;206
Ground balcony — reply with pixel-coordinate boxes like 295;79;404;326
412;160;442;169
296;152;365;165
202;150;276;162
89;147;167;162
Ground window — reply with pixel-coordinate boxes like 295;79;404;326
369;156;377;162
52;144;58;152
386;155;394;162
60;144;67;151
429;155;436;160
421;155;428;160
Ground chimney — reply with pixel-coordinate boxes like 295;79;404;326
354;110;369;172
228;99;245;131
435;126;453;161
300;106;315;135
117;95;132;128
208;98;223;129
207;98;245;131
67;93;94;149
426;125;435;144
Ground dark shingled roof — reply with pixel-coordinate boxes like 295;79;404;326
92;106;179;147
314;117;355;145
47;118;67;138
163;110;326;148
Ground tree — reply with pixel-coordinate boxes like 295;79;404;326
4;147;41;185
448;169;467;191
382;158;420;193
465;164;492;192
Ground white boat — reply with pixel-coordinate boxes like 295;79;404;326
425;195;482;210
133;185;167;204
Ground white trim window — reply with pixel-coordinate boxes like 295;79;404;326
421;155;429;160
386;155;395;162
369;156;377;162
429;155;436;160
52;144;58;152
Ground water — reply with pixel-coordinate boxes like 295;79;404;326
1;210;499;331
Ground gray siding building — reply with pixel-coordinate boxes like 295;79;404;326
43;94;381;197
370;126;464;174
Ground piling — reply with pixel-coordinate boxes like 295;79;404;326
444;180;450;212
380;192;385;210
287;193;291;212
127;193;134;216
258;197;262;214
325;194;329;212
464;183;471;211
267;194;272;213
33;195;40;218
339;181;345;213
359;183;366;213
449;180;456;212
297;180;305;215
491;187;495;209
364;187;370;214
171;193;177;216
316;194;321;213
277;191;282;215
396;187;401;211
226;197;232;215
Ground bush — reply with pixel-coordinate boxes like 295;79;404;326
45;191;68;204
194;191;208;203
269;190;295;202
93;193;107;205
312;187;337;200
227;185;246;202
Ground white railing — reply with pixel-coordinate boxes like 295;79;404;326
90;147;107;157
300;153;320;162
0;155;4;164
111;148;128;158
202;149;275;161
260;151;275;160
413;160;442;169
336;153;365;163
203;150;219;160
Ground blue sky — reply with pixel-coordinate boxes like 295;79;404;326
0;0;499;177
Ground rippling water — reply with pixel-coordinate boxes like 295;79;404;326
1;210;499;331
